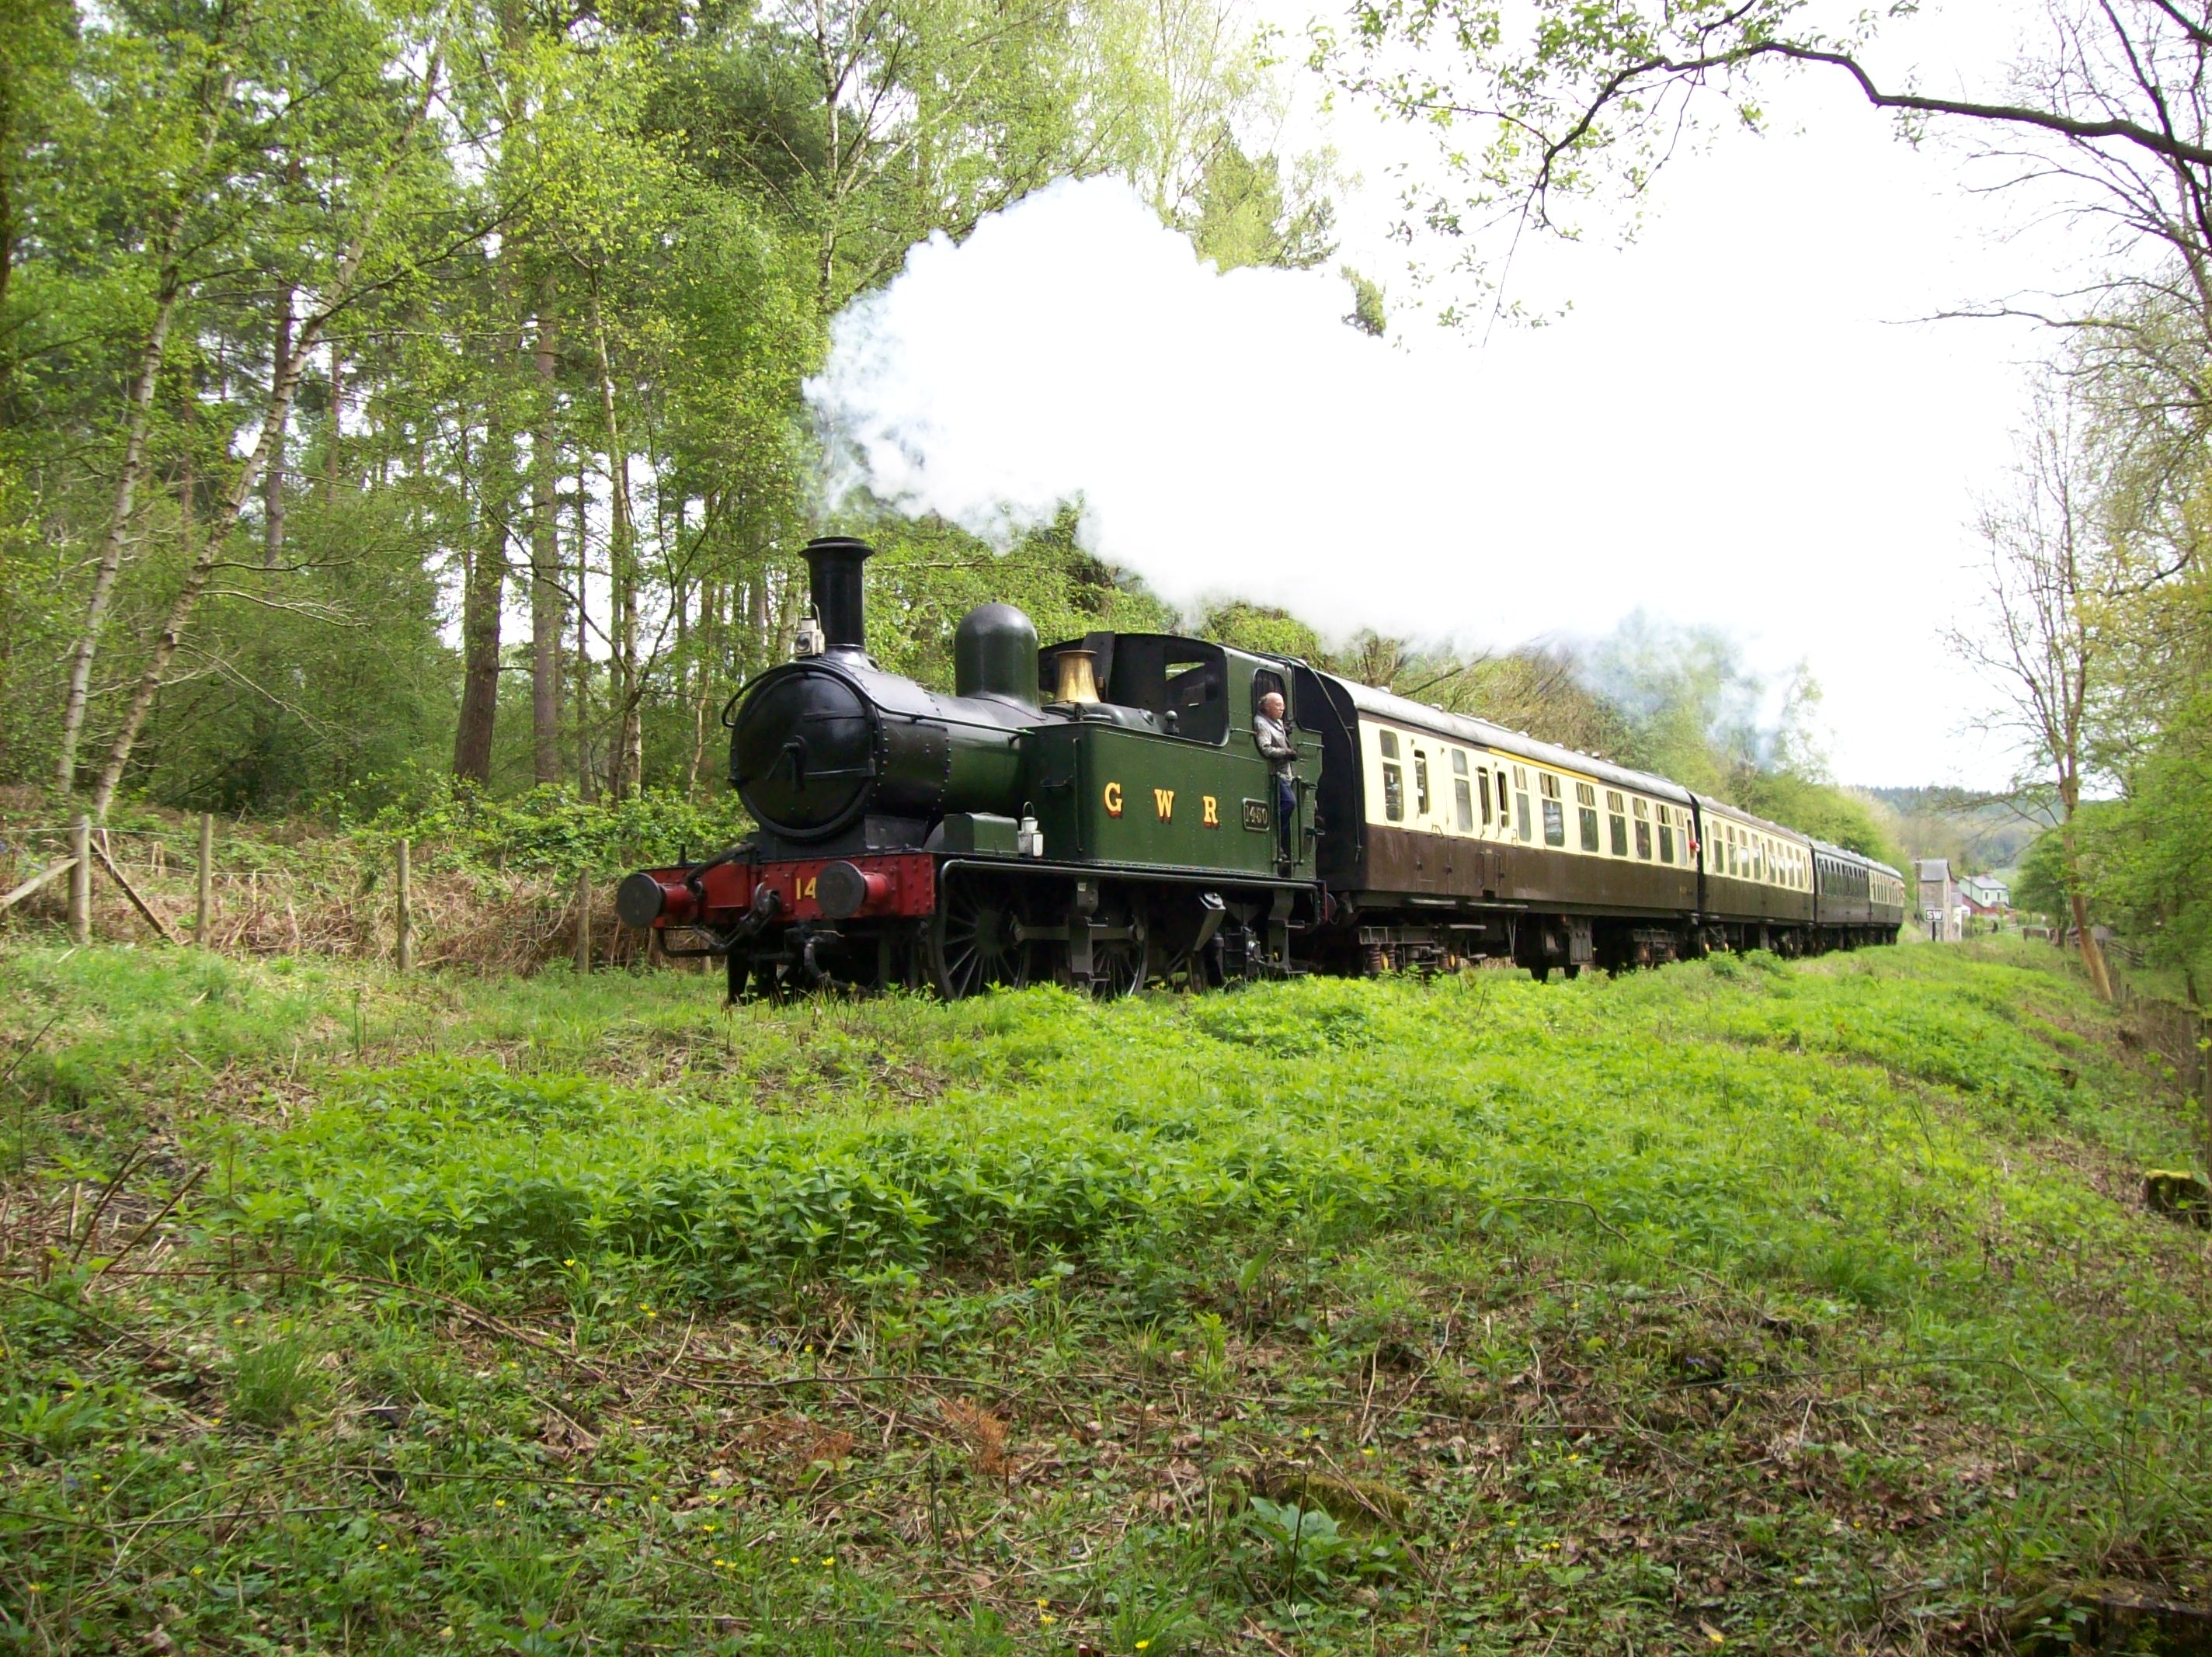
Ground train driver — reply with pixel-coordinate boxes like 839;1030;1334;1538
1254;690;1298;866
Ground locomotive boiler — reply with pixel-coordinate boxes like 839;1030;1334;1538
621;537;1904;999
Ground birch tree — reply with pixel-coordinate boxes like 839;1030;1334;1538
1949;391;2125;999
90;37;450;815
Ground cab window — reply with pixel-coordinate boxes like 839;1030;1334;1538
1107;637;1229;743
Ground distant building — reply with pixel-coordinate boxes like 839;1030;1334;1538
1915;858;1960;941
1960;874;2010;912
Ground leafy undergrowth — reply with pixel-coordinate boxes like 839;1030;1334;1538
0;938;2207;1654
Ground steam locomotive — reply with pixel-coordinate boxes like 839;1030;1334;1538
618;537;1904;999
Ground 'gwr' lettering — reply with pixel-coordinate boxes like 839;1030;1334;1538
1153;787;1175;821
1103;781;1124;816
1202;795;1219;827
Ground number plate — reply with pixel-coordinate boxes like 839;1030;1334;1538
1242;798;1270;832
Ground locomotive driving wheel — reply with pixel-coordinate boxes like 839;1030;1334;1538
926;872;1031;999
1086;900;1149;999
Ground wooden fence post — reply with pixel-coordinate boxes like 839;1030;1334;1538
196;814;214;947
68;816;90;947
395;839;413;973
575;871;592;974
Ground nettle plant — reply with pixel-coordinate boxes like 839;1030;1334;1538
1237;1496;1408;1603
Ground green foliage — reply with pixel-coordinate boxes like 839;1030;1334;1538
1340;264;1388;336
335;780;752;877
3;938;2210;1649
2013;821;2077;921
1193;600;1331;662
1182;134;1337;273
2085;692;2212;992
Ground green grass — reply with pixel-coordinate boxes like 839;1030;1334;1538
0;938;2206;1653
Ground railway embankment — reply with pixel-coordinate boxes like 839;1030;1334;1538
0;938;2206;1652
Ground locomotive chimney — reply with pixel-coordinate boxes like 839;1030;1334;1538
804;536;874;654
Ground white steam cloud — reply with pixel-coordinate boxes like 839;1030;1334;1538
804;169;2031;787
807;177;1517;643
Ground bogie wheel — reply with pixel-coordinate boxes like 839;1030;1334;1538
927;873;1031;1000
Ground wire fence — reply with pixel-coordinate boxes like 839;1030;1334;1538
0;815;656;975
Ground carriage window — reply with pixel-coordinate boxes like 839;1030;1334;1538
1575;781;1600;852
1516;787;1531;842
1414;749;1431;815
1479;769;1492;825
1382;760;1404;821
1539;773;1564;846
1451;756;1473;830
1379;729;1399;759
1657;805;1675;864
1633;798;1651;860
1605;790;1628;857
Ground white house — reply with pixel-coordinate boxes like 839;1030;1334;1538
1959;874;2010;912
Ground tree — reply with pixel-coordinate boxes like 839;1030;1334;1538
1947;391;2123;998
1181;131;1336;271
89;27;450;817
1322;0;2212;332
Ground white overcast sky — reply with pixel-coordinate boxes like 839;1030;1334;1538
811;0;2091;789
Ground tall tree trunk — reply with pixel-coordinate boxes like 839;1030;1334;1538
687;575;717;797
263;285;293;566
322;343;344;503
89;49;438;817
574;449;593;801
2059;787;2113;999
54;49;235;792
452;422;507;787
589;287;639;801
530;295;562;785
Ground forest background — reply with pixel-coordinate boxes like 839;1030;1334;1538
1;0;2207;999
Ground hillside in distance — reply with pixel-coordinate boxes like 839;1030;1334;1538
1859;786;2039;874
